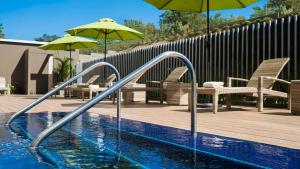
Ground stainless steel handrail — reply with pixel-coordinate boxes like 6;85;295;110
31;51;197;148
7;62;121;126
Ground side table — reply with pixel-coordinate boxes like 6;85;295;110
166;82;191;105
291;80;300;115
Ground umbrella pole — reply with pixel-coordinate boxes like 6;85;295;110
69;44;72;78
104;33;107;79
206;0;210;81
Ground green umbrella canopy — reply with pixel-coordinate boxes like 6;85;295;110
40;34;97;78
144;0;259;12
66;18;144;78
40;34;98;50
66;18;144;40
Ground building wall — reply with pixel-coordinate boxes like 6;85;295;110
0;40;79;94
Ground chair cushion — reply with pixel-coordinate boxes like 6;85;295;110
203;82;224;88
89;85;100;90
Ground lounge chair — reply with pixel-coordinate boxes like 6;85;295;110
121;71;150;103
80;74;117;101
64;75;100;98
0;77;10;95
122;67;188;104
121;66;188;104
145;66;188;104
191;58;290;113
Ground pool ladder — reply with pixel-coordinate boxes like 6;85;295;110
7;51;197;148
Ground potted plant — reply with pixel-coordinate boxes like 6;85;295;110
54;57;75;84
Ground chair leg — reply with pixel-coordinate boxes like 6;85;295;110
258;92;264;112
288;92;291;110
69;90;72;98
258;76;264;112
146;91;149;104
159;81;164;104
287;86;291;110
89;90;93;100
226;94;231;110
212;93;219;114
188;93;191;111
112;93;116;104
122;92;126;103
82;91;85;101
160;93;163;104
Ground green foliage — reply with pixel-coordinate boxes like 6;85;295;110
54;57;74;82
35;34;60;42
79;0;300;54
0;24;4;38
251;0;300;19
9;84;16;94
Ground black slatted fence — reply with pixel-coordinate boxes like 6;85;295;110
82;15;300;103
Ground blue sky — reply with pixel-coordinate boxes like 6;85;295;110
0;0;267;40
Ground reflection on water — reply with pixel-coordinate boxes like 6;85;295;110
201;135;226;148
33;113;258;169
47;112;53;127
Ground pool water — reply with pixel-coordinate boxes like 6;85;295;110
0;112;300;169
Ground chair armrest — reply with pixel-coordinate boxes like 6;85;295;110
146;80;161;84
146;80;163;88
260;76;291;85
227;77;249;87
98;82;111;87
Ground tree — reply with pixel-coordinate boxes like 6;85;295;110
251;0;300;19
124;19;160;43
35;34;60;42
0;24;5;38
159;11;184;38
124;19;144;32
159;11;245;39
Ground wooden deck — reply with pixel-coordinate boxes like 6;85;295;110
1;95;300;150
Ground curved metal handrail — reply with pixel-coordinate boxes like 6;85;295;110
31;51;197;148
7;62;121;126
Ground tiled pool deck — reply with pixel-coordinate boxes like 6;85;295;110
1;95;300;150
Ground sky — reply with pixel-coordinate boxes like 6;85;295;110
0;0;267;40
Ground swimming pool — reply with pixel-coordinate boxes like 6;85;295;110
1;112;299;169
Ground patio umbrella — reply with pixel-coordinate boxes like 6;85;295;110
144;0;259;80
40;34;97;77
66;18;144;77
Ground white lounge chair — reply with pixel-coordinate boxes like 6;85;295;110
0;77;10;95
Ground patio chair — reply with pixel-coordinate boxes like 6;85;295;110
80;74;117;101
121;71;150;103
146;66;188;104
0;77;10;95
64;75;100;98
192;58;290;113
98;74;116;87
